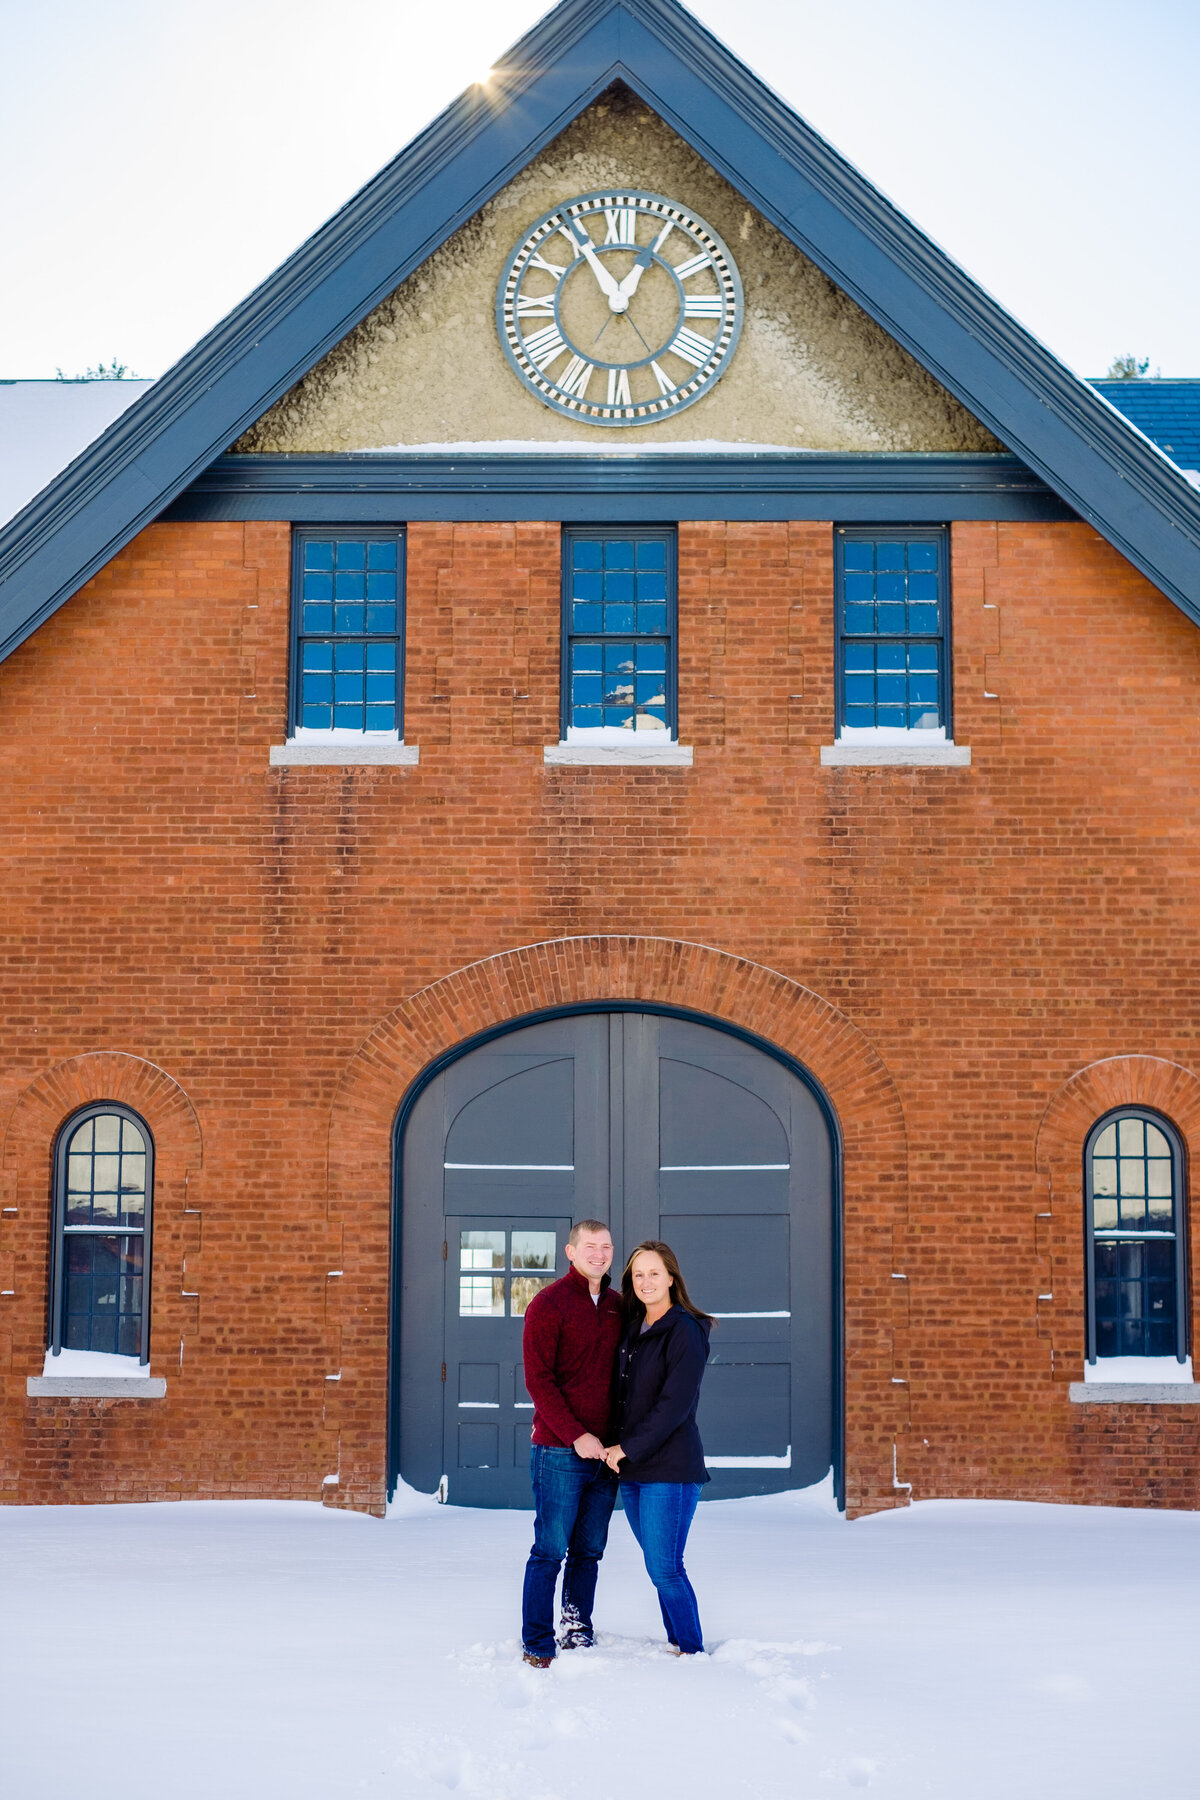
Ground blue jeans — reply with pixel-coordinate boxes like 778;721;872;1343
522;1446;618;1658
621;1480;704;1655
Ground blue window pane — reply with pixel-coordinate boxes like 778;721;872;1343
604;604;635;633
636;604;667;633
573;644;603;671
365;673;395;703
877;644;906;672
909;677;940;705
574;707;603;727
366;572;396;601
334;572;365;600
573;602;603;632
843;572;874;604
877;604;906;634
366;643;396;672
843;604;874;635
844;643;874;672
908;543;938;571
303;642;333;671
909;643;940;672
573;674;604;704
908;572;939;603
573;540;603;570
303;572;333;602
303;604;333;633
844;704;876;728
908;604;939;634
573;572;603;603
303;673;333;704
336;605;365;633
367;541;397;570
364;704;395;730
337;542;366;571
605;572;635;605
334;643;364;671
877;573;906;603
335;674;365;704
606;540;635;569
305;542;334;571
844;675;876;705
876;542;905;570
877;675;907;705
334;704;363;729
635;571;666;603
636;541;666;569
633;643;666;674
365;606;396;634
303;703;332;728
842;542;873;571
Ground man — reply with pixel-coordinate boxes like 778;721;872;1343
519;1218;623;1667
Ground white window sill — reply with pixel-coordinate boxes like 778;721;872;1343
29;1375;167;1397
821;742;970;767
1070;1382;1200;1404
270;741;420;766
544;742;693;766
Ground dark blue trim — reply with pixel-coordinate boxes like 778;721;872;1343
387;996;846;1512
3;0;1199;663
162;452;1075;524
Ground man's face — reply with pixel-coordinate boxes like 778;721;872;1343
565;1230;614;1281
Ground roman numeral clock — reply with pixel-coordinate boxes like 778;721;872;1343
497;191;743;425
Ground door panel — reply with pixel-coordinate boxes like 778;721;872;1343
396;1010;835;1506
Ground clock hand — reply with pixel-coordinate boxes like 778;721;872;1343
616;244;655;302
566;223;626;309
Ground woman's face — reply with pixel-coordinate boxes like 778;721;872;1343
631;1250;673;1311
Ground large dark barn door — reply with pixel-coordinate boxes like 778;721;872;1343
395;1012;834;1507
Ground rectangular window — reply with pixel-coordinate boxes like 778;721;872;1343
561;528;676;741
835;527;949;738
291;528;405;737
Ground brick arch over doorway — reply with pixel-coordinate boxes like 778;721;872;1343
327;936;909;1518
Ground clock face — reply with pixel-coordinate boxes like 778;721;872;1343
497;190;743;426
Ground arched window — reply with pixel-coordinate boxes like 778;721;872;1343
1085;1109;1188;1365
49;1105;154;1364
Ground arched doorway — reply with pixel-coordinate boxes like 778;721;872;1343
392;1006;838;1507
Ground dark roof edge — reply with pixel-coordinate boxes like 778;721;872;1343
1;0;1199;660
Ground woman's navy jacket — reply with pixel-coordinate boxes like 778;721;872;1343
615;1304;711;1485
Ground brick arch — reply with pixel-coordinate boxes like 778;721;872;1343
1;1053;204;1385
326;935;909;1518
1034;1055;1200;1378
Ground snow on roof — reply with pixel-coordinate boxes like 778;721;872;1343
0;379;154;529
1091;378;1200;475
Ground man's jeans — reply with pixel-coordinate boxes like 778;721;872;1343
522;1446;618;1658
620;1480;704;1655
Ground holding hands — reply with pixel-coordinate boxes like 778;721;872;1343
602;1443;625;1473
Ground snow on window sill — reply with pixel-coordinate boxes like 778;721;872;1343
1070;1356;1198;1404
821;728;970;768
29;1348;166;1398
270;733;419;766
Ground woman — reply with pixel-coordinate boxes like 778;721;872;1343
603;1240;714;1656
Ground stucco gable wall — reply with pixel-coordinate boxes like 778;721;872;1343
235;86;1000;455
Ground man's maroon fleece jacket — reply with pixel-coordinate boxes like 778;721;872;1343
522;1264;623;1448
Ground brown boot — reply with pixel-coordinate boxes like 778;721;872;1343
522;1651;553;1669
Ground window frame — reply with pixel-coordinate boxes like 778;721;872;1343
1084;1106;1189;1365
834;524;952;739
289;525;407;739
559;525;678;743
49;1102;156;1366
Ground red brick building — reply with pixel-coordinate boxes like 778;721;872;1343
3;0;1200;1518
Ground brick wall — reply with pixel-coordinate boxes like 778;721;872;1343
2;515;1199;1514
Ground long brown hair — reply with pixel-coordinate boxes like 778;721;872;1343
621;1239;715;1329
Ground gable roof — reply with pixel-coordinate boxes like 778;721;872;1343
2;0;1200;662
1092;380;1200;477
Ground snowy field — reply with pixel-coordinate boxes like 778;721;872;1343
2;1480;1196;1799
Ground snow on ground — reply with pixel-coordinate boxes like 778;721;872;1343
2;1479;1196;1799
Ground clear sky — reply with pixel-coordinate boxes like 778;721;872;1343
2;0;1197;383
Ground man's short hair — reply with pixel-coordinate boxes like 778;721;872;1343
569;1218;612;1245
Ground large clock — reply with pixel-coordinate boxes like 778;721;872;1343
497;190;743;426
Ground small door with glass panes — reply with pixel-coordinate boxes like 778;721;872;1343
443;1217;570;1505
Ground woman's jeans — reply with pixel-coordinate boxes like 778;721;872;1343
620;1480;704;1654
522;1446;618;1658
